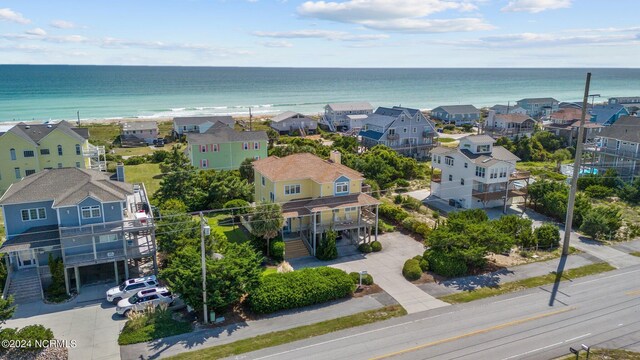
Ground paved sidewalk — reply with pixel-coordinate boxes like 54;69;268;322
291;233;449;314
419;253;599;297
120;294;389;360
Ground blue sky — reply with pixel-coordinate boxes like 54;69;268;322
1;0;639;67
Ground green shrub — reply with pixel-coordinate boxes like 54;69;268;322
413;255;422;262
349;272;374;286
394;194;404;204
534;223;561;249
270;240;285;262
378;219;395;233
248;267;354;314
401;217;419;232
426;250;468;278
519;250;531;258
358;243;372;253
317;231;338;260
223;199;250;210
124;156;147;165
584;185;614;199
419;258;429;272
402;259;422;281
402;196;423;211
395;179;410;189
443;124;456;131
371;241;382;252
10;325;54;350
379;203;409;224
414;224;432;239
46;254;67;302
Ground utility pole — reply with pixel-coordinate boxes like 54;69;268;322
200;212;209;323
77;111;80;126
562;72;591;256
249;107;253;131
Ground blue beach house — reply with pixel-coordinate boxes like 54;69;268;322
589;104;629;126
430;105;480;125
0;166;156;302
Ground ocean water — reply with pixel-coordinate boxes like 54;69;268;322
0;65;639;122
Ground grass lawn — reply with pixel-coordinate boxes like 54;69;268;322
158;121;173;137
630;251;640;257
124;163;163;197
167;305;406;360
516;161;567;181
439;262;616;304
438;137;456;143
82;123;120;146
118;313;192;345
207;214;249;244
556;348;640;359
114;146;155;157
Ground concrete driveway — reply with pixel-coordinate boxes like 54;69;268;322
290;232;449;314
5;283;125;360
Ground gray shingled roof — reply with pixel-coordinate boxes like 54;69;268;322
173;116;235;127
186;122;267;143
270;111;315;123
517;97;559;103
460;146;520;165
0;225;61;252
0;168;133;206
326;102;373;112
122;121;157;131
433;105;479;114
9;121;88;144
462;134;496;143
597;116;640;143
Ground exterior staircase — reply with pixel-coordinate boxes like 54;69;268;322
285;240;311;259
6;268;43;303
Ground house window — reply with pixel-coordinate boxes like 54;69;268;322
21;207;46;221
335;181;349;194
23;150;35;158
201;159;208;168
243;142;249;150
254;142;260;150
200;145;207;153
98;234;118;243
461;178;465;185
75;144;81;155
436;156;441;164
25;169;36;176
475;166;486;178
254;156;260;160
40;149;50;155
445;156;454;166
464;162;468;168
403;128;407;133
213;144;219;152
57;163;63;168
284;184;301;195
261;176;265;187
57;145;63;156
500;168;507;178
269;192;275;202
388;128;396;135
14;167;20;179
413;127;417;133
477;145;490;152
81;205;101;219
449;174;453;181
490;169;497;179
10;148;16;160
75;162;81;168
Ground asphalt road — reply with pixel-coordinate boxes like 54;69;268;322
234;264;640;360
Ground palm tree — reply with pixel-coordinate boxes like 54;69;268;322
250;202;284;256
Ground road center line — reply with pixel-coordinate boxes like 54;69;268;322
250;311;455;360
501;341;564;360
564;333;591;343
369;307;576;360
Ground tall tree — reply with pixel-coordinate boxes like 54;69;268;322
155;146;200;208
155;199;199;255
250;202;284;256
239;158;256;183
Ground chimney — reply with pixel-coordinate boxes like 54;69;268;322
329;150;341;165
116;162;126;182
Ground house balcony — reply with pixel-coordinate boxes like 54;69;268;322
583;143;640;159
422;131;433;138
387;133;399;140
59;218;154;238
63;232;155;267
509;170;531;181
472;188;528;202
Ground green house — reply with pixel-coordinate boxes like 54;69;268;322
186;122;268;170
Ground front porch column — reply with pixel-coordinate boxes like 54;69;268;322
92;236;97;260
312;213;317;257
374;204;379;242
64;267;70;295
74;266;80;294
114;260;119;284
124;259;129;279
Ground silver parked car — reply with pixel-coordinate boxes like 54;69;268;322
116;287;174;317
106;275;158;304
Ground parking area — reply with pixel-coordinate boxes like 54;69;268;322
5;283;125;360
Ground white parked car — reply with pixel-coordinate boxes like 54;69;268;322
106;275;158;304
116;287;174;316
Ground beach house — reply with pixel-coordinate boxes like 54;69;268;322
608;97;640;114
489;104;527;115
121;121;158;146
583;116;640;182
320;102;374;132
0;166;156;302
172;116;235;138
0;121;106;196
516;98;559;118
269;111;317;135
251;152;380;259
186;122;268;170
543;108;602;144
430;105;480;125
484;111;535;139
589;104;629;126
358;106;437;159
429;135;529;210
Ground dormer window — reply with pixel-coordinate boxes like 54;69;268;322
477;145;490;153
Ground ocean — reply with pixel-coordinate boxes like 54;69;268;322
1;65;639;122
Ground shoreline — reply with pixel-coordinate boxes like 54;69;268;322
0;114;280;127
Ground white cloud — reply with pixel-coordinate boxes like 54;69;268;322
99;37;253;56
260;40;294;48
25;28;47;36
0;8;31;24
253;29;389;41
296;0;491;33
502;0;571;13
50;20;77;29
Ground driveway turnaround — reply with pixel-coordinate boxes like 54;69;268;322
5;283;125;360
291;232;449;314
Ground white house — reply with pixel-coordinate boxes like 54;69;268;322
173;116;235;137
321;102;373;132
484;111;536;139
269;111;317;135
430;135;530;209
489;104;528;115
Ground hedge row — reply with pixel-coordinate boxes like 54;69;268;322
248;267;355;314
